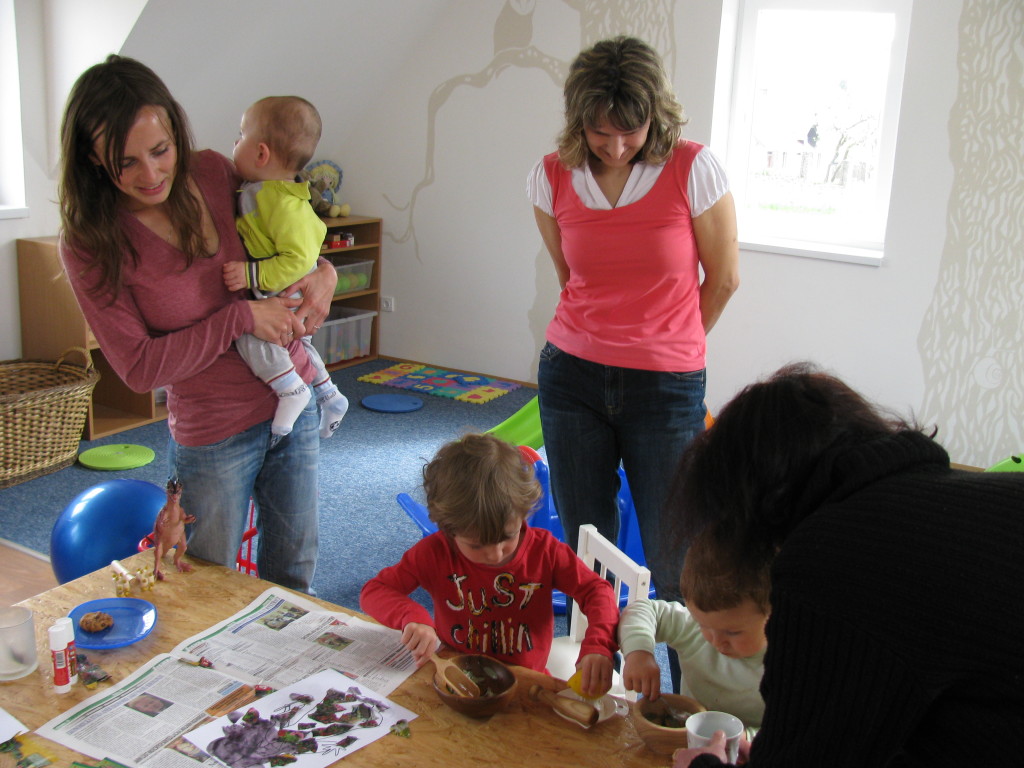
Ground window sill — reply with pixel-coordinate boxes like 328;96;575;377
0;206;29;221
739;236;884;267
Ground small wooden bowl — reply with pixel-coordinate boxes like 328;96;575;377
432;654;518;718
630;693;706;755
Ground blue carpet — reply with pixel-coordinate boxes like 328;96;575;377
0;357;672;690
0;359;534;605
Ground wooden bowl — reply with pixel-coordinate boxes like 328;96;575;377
432;654;518;718
630;693;706;755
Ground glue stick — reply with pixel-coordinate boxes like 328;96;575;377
49;622;71;693
55;617;78;684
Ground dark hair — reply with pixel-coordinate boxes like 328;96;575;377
59;54;204;299
557;36;687;168
672;362;916;562
679;529;772;615
423;433;541;544
250;96;322;173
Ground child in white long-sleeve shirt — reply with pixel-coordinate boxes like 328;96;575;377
619;533;768;740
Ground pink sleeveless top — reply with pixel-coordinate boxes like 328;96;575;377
543;141;706;372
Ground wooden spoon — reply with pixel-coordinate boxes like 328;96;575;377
529;684;600;728
432;653;481;697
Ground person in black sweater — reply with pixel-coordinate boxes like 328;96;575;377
669;362;1024;767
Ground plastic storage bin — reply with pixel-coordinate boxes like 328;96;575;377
333;257;374;295
311;307;377;364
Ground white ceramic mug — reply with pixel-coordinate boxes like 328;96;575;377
686;710;744;763
0;606;38;681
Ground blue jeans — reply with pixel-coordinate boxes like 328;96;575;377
538;342;706;604
167;400;319;593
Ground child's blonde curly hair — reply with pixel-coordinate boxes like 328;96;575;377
423;433;541;544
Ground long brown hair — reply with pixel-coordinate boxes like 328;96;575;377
59;54;206;299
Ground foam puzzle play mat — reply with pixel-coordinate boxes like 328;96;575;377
357;363;521;404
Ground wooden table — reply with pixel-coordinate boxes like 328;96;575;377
4;552;665;767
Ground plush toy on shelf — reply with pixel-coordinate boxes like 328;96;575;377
303;158;350;219
303;174;344;218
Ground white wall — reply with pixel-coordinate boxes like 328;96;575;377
1;1;55;364
710;0;961;414
6;0;1019;467
0;0;146;359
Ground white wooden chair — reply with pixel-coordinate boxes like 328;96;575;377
547;523;652;697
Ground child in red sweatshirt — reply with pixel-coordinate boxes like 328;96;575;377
360;433;619;697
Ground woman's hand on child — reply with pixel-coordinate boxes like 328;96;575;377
283;259;336;335
622;649;663;701
401;622;439;666
223;261;248;292
576;653;614;698
249;297;305;346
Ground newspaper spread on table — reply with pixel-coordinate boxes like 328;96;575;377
37;588;418;768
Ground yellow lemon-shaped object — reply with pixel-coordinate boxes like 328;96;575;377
566;669;602;701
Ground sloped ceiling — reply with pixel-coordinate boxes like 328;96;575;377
121;0;451;154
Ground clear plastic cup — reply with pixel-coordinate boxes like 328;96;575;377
0;606;38;681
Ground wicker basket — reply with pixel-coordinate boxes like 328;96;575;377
0;347;99;489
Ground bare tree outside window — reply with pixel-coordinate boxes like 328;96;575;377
728;3;910;261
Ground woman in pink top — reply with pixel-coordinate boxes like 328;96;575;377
58;56;337;593
527;36;739;689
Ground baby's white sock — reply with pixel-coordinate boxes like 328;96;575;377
270;371;311;436
314;381;349;438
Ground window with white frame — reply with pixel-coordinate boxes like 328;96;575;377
0;0;27;219
726;0;911;263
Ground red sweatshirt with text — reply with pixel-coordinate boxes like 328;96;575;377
360;526;618;671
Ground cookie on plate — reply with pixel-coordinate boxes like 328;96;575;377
79;611;114;632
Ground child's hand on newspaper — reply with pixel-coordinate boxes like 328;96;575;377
223;261;248;292
401;622;439;666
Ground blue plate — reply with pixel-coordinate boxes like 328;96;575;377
68;597;158;649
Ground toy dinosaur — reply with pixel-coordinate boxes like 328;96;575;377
152;479;196;580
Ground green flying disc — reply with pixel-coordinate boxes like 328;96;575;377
78;444;156;471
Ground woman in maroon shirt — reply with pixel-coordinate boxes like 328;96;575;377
58;55;336;593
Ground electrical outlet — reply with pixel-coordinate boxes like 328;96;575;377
381;296;396;312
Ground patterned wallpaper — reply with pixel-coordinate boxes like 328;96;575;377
383;0;677;259
918;0;1024;465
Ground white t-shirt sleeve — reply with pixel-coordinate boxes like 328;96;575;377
688;147;731;218
528;146;729;217
526;158;553;216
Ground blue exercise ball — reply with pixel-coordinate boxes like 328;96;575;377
50;479;165;584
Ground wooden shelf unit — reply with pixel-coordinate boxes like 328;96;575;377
318;215;382;369
16;237;168;440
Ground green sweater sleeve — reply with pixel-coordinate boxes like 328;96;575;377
619;598;706;657
235;180;327;293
